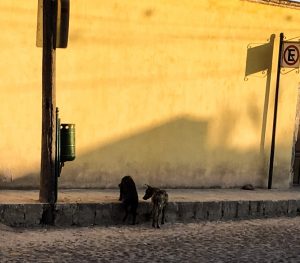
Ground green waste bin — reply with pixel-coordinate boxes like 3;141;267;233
60;123;75;162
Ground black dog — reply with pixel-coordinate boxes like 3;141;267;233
143;185;168;228
118;175;138;225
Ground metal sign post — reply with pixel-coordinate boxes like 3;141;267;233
268;33;300;189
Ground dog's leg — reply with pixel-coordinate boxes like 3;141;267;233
132;213;136;225
161;206;166;225
156;208;162;228
152;205;157;228
123;206;128;222
131;205;137;225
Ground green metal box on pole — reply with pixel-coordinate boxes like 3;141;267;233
60;124;75;162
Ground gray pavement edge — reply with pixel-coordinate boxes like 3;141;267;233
1;199;300;227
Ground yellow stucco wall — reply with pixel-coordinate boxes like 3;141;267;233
0;0;300;189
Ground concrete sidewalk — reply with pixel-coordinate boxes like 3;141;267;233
1;188;300;227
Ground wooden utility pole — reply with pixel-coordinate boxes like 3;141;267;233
39;0;57;203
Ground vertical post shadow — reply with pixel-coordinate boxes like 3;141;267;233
245;34;275;154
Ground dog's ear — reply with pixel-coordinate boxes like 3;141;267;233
144;184;149;188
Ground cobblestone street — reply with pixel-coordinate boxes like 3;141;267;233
1;217;300;263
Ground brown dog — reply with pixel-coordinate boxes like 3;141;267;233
143;185;168;228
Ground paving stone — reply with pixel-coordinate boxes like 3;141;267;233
73;204;96;226
3;204;25;226
249;201;264;218
110;203;124;224
94;203;112;226
24;204;43;226
178;202;195;221
203;202;222;221
273;200;288;217
237;201;250;219
222;201;237;220
165;202;179;223
137;201;152;223
0;205;4;223
55;204;76;226
296;200;300;215
194;202;206;220
263;201;276;218
287;200;297;217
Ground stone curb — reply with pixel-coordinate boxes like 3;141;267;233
1;200;300;227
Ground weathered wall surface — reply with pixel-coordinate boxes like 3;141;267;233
0;0;299;189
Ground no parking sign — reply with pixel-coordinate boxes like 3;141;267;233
281;42;300;68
